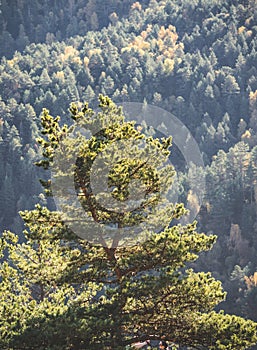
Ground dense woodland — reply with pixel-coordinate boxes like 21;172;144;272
1;0;257;341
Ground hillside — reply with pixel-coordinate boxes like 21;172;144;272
1;0;257;327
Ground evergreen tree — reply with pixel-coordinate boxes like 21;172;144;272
39;68;52;87
1;96;257;349
83;84;95;102
0;167;16;226
16;24;29;52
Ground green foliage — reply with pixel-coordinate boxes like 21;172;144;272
0;96;257;349
1;0;257;339
0;0;134;58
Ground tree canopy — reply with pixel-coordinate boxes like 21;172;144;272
0;96;257;349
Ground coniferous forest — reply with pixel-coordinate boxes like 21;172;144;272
1;0;257;348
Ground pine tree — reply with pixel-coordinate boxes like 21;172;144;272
1;96;257;350
39;68;51;86
83;84;95;102
16;24;29;52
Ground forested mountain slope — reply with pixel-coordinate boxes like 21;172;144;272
0;0;137;58
1;0;257;323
